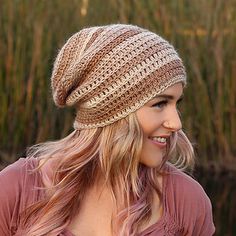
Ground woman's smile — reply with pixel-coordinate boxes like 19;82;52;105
148;135;168;149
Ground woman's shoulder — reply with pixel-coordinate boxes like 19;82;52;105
162;162;215;235
0;157;38;183
165;162;210;202
0;157;40;235
0;158;28;185
0;157;40;205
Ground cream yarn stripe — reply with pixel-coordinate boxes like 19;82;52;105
75;27;100;62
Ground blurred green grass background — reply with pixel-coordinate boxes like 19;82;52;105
0;0;235;235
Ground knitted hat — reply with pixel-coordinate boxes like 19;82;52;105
51;24;186;130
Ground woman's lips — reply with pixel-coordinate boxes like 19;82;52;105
148;138;167;148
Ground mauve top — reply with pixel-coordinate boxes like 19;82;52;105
0;158;215;236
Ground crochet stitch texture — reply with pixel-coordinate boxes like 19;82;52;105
51;24;186;129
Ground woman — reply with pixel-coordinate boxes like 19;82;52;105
0;24;215;236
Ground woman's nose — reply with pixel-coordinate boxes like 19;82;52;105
163;109;182;131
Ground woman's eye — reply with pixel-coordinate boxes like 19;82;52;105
152;100;168;109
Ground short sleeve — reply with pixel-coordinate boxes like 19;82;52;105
0;159;26;235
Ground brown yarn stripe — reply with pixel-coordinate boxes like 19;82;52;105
83;27;105;52
52;33;82;91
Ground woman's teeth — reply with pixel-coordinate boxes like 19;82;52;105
150;137;167;143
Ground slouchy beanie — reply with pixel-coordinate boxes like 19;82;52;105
51;24;186;129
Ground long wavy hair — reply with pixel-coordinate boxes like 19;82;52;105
19;112;194;236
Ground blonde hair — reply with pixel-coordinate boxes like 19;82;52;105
20;113;194;236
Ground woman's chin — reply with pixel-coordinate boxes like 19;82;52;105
139;159;162;168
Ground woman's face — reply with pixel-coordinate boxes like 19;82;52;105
136;82;184;168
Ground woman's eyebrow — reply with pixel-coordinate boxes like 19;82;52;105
154;94;184;100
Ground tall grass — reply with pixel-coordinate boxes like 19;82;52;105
1;0;235;167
